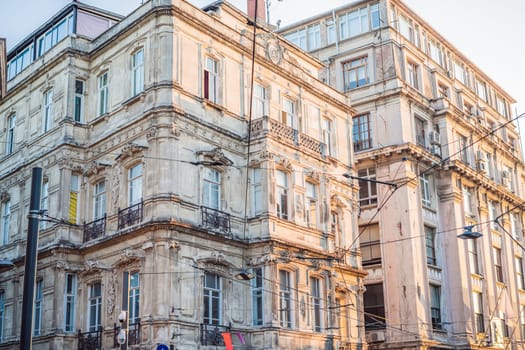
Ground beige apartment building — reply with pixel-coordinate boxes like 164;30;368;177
0;1;367;349
281;0;525;349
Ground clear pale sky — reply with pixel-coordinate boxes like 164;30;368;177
1;0;524;122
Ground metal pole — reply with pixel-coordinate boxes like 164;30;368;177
20;167;42;350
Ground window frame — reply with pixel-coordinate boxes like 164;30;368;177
251;168;263;216
34;279;43;336
473;292;484;335
204;57;219;103
40;180;49;230
357;167;377;207
305;181;318;229
64;273;77;332
43;89;53;132
279;270;292;328
203;167;221;210
252;83;268;118
406;61;419;90
74;79;85;123
420;173;432;208
128;163;143;206
517;257;525;290
88;281;102;332
93;180;106;220
353;113;372;152
203;272;222;325
429;284;442;330
251;267;264;326
343;56;369;91
322;117;335;156
310;276;322;332
360;224;381;265
129;271;140;324
132;48;145;96
275;169;289;220
364;283;385;330
6;114;15;155
98;72;109;116
425;226;437;266
468;239;481;275
1;200;10;245
493;247;504;283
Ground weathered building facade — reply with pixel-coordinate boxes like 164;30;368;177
0;1;365;349
281;0;525;349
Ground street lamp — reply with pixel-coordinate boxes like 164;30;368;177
457;225;482;239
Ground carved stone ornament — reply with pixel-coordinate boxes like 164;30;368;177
0;191;10;202
84;160;112;177
248;254;274;266
146;126;158;141
196;147;234;166
171;123;181;138
331;194;347;209
304;168;321;182
116;249;146;267
265;38;284;65
116;142;148;162
276;157;293;170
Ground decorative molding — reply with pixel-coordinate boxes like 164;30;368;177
196;147;234;166
116;142;148;162
84;160;112;177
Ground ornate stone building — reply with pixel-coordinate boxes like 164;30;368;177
281;0;525;349
0;1;365;349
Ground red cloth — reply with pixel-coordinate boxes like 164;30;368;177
221;332;233;350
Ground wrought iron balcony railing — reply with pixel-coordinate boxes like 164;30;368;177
201;206;231;234
113;320;141;347
83;215;107;242
118;200;143;230
78;326;102;350
200;323;231;346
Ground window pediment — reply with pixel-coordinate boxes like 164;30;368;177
196;147;233;167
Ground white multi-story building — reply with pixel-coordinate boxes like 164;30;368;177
0;1;366;349
282;0;525;349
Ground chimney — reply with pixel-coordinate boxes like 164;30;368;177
247;0;266;24
0;38;6;100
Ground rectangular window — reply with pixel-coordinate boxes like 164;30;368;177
420;173;431;207
132;49;145;95
460;135;470;165
358;168;377;207
364;283;385;330
286;28;307;50
407;61;419;90
64;273;77;332
453;61;466;85
69;175;79;224
489;200;499;231
251;268;263;326
468;239;481;275
40;180;49;230
281;98;296;129
494;247;504;283
6;114;15;155
353;114;372;152
74;80;85;122
326;20;336;44
511;213;521;240
517;257;525;290
343;57;368;90
425;226;437;266
311;277;322;332
399;15;413;42
129;272;140;324
98;72;109;116
428;40;443;66
128;164;142;206
430;284;442;329
0;291;4;341
476;79;487;102
360;224;381;265
463;187;473;217
88;282;102;332
34;280;43;335
275;170;289;220
253;84;268;118
203;272;222;325
1;200;10;245
322;118;335;156
43;90;53;132
252;168;262;215
204;57;219;103
473;292;484;334
203;168;221;210
94;181;106;220
370;3;380;29
496;96;508;118
415;117;426;146
307;24;321;50
279;270;292;328
305;181;317;229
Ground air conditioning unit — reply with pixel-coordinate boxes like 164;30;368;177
475;150;485;162
366;330;386;343
477;160;487;173
430;144;442;157
429;130;441;145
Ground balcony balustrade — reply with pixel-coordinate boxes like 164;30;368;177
201;206;231;234
78;327;102;350
83;215;106;242
118;200;143;230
